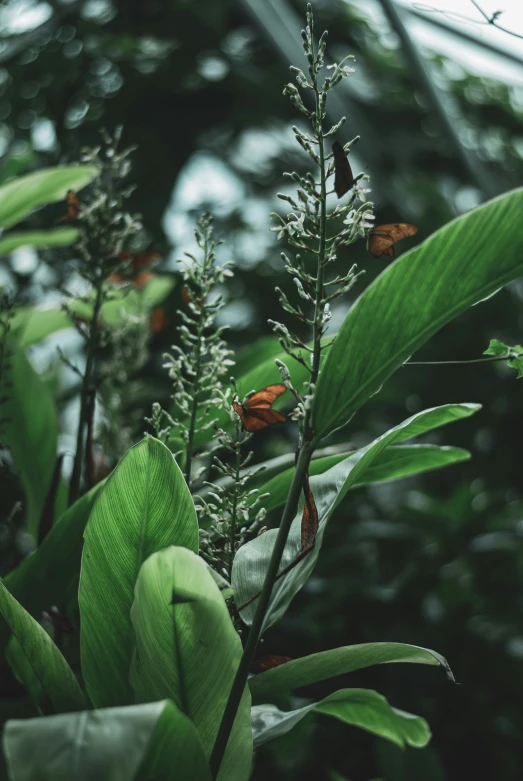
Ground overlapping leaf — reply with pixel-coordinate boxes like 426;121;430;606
255;444;470;515
79;437;198;708
3;700;211;781
130;547;252;781
233;404;480;630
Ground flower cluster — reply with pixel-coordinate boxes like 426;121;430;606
161;215;234;487
267;6;374;443
196;392;269;592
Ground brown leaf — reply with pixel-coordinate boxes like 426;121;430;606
250;653;293;674
300;470;318;551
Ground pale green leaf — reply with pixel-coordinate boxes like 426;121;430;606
12;275;174;348
252;688;430;749
0;227;78;255
484;338;523;378
130;547;252;781
3;700;211;781
0;165;97;228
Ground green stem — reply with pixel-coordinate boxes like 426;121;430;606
209;441;313;779
228;435;242;582
183;306;205;487
209;56;328;781
405;352;523;366
184;228;212;487
68;280;104;506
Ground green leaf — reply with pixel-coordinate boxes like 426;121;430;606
12;275;175;348
2;484;102;646
3;341;58;538
0;165;97;228
130;547;252;781
233;404;479;630
5;636;44;709
0;583;85;713
79;437;199;708
3;700;211;781
0;227;79;255
484;338;523;378
249;641;453;700
256;444;470;516
252;688;430;749
314;188;523;440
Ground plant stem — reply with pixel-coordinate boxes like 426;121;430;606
183;308;205;487
68;280;103;506
209;440;313;779
228;435;242;582
404;352;523;366
183;235;210;488
209;56;328;781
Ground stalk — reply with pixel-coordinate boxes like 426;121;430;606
227;435;242;582
184;298;206;487
209;30;328;778
68;279;103;506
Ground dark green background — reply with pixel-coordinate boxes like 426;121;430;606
1;0;523;779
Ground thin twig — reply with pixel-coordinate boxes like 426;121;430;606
404;351;522;366
68;281;104;506
470;1;523;41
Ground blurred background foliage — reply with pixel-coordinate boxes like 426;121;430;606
1;0;523;779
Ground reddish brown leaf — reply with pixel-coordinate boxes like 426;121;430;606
300;470;318;551
58;190;80;222
332;141;355;198
250;653;293;674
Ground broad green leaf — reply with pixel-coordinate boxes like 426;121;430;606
79;437;198;708
314;188;523;440
256;444;469;515
0;583;85;713
3;341;58;538
0;227;78;255
249;641;452;700
2;484;102;644
252;688;430;749
3;700;211;781
12;275;174;348
232;404;479;630
0;165;97;228
130;547;252;781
